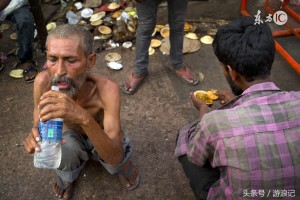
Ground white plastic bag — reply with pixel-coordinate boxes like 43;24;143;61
0;0;28;21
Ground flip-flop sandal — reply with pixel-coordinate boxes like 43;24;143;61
23;65;38;83
118;161;140;190
121;72;146;95
55;175;75;200
172;66;200;86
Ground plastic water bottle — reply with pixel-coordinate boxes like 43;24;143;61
34;86;63;169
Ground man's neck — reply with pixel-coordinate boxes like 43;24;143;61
73;80;89;100
241;77;271;91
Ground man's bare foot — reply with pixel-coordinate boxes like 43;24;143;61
54;176;75;199
118;160;140;190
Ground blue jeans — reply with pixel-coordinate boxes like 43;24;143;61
7;6;34;63
135;0;188;77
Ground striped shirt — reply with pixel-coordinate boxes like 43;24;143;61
175;82;300;199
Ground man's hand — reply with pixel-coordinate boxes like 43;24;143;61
38;90;88;124
23;127;41;154
215;89;235;105
190;92;211;119
23;127;66;154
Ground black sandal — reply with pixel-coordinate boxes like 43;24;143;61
23;64;38;83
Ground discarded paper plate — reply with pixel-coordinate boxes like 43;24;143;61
9;69;24;78
184;22;193;32
108;2;120;10
107;62;123;70
122;41;132;48
0;23;10;31
124;6;134;12
89;11;105;22
185;32;198;40
10;33;18;40
200;35;214;44
81;8;93;18
127;22;136;33
148;47;155;55
105;52;121;62
150;39;161;48
98;25;112;35
112;11;122;19
91;19;103;26
160;27;170;38
46;22;56;31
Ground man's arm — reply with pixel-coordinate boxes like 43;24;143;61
82;79;123;166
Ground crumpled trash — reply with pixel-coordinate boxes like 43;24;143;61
66;10;81;25
0;0;28;21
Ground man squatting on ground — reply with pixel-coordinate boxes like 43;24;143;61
23;24;139;199
175;16;300;200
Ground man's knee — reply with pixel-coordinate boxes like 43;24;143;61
59;134;89;171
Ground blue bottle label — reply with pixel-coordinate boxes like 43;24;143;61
38;120;63;142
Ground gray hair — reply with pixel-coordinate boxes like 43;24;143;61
46;24;94;56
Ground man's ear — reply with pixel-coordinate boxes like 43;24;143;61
87;53;96;71
227;65;238;81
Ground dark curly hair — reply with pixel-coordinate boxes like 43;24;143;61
212;16;275;82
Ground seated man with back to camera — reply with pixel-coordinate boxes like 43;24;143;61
175;16;300;200
23;24;139;199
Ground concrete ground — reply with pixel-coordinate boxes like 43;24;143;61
0;1;299;200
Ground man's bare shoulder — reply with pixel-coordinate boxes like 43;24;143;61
34;71;51;92
88;73;119;93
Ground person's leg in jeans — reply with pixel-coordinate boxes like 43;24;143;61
121;0;160;95
167;0;199;85
9;6;35;63
179;155;220;200
134;0;160;77
8;6;37;83
167;0;188;70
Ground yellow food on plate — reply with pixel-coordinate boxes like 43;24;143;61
194;90;218;104
206;90;218;100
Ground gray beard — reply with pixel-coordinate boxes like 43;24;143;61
50;73;87;98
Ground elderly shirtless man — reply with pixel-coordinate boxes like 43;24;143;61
23;24;139;199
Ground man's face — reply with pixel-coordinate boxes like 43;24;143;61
46;37;89;97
